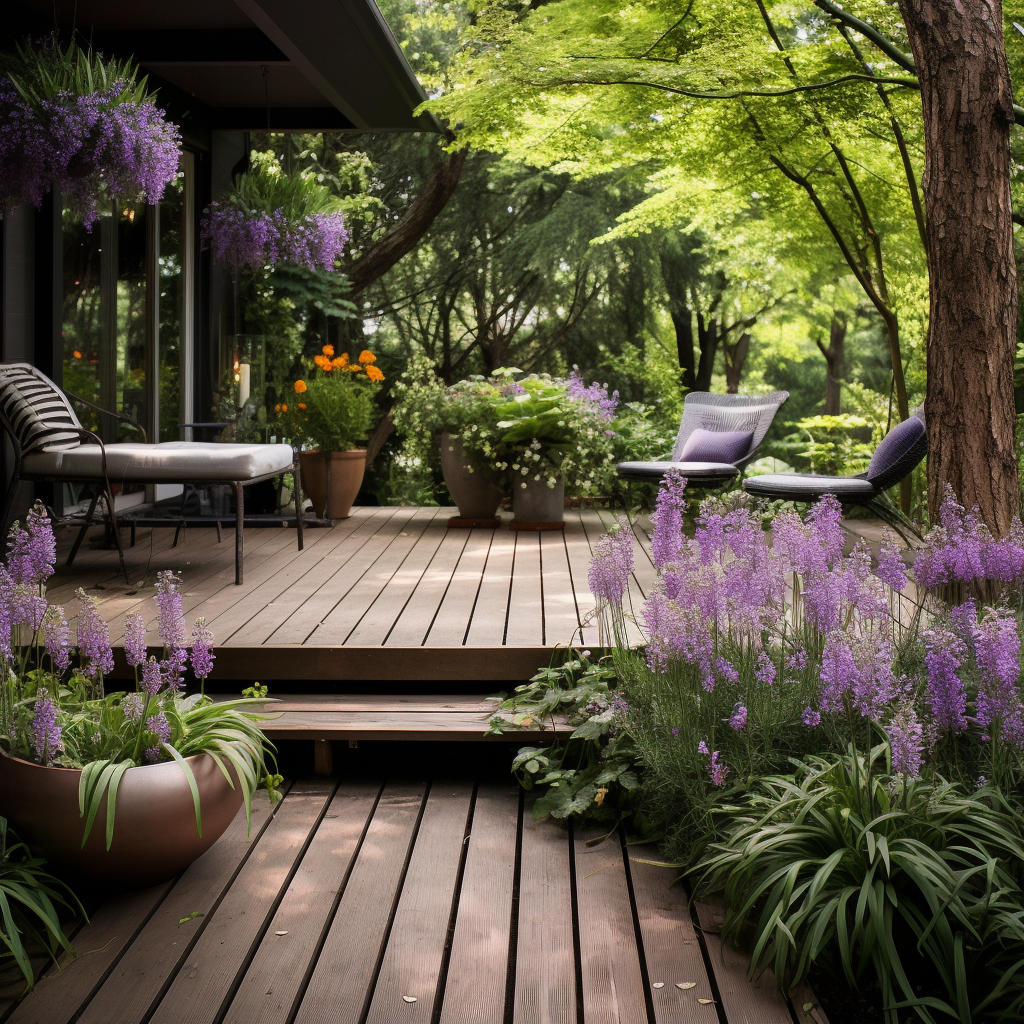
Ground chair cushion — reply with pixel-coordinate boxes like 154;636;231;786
679;427;754;465
743;473;877;500
867;416;927;490
616;461;740;482
23;442;295;483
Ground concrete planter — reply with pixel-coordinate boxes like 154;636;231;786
511;474;565;524
438;433;506;519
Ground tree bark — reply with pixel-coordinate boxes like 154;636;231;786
346;149;467;296
694;312;718;392
897;0;1019;533
723;332;751;393
815;312;847;415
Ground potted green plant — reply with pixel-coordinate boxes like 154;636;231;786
392;359;509;520
280;346;385;519
491;370;619;525
0;505;280;885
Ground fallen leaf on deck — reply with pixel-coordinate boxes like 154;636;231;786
275;931;288;936
676;982;696;990
178;912;205;926
698;998;715;1004
652;982;664;989
402;995;417;1003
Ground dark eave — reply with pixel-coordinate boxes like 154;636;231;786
8;0;438;133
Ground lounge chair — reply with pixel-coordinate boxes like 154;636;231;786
742;410;927;532
0;362;302;584
616;390;790;488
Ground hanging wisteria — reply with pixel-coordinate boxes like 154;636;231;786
200;160;349;273
0;38;182;226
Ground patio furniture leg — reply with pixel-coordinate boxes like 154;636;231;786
216;520;222;544
101;480;130;584
235;482;244;585
293;458;304;551
66;490;100;567
173;525;183;548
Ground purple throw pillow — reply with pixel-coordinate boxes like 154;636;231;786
679;427;754;465
867;416;926;482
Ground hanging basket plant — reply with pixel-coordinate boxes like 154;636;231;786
200;159;349;273
0;37;182;225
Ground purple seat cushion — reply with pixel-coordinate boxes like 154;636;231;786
679;427;754;466
867;416;926;484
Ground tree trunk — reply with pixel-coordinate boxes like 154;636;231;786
815;312;847;415
897;0;1019;534
723;332;751;393
672;310;696;389
694;310;718;392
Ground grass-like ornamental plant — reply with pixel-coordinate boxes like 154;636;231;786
0;505;280;850
692;745;1024;1024
0;818;83;990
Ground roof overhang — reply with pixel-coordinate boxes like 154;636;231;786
8;0;439;133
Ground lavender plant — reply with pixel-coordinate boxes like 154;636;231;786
0;504;279;851
0;38;182;225
201;158;348;273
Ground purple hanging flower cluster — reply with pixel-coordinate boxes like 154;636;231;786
6;503;56;586
650;470;687;569
155;570;185;650
0;75;181;226
589;518;634;607
144;711;171;762
124;612;147;668
201;203;348;273
566;369;619;422
886;701;924;777
922;625;969;734
42;606;71;672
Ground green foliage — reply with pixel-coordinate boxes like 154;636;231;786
226;152;346;221
777;414;875;475
490;654;640;821
0;818;83;991
693;747;1024;1024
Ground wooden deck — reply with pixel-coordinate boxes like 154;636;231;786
48;507;654;682
1;770;821;1024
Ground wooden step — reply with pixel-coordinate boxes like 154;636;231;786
242;693;571;743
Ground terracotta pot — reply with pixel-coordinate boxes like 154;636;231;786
512;475;565;523
0;750;243;885
438;433;505;519
299;449;366;519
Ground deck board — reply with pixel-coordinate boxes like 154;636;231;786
1;775;811;1024
49;508;663;680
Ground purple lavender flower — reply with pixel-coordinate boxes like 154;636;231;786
651;471;687;569
121;692;144;722
147;711;171;746
162;647;188;693
819;633;858;713
0;568;12;658
31;688;62;765
124;612;147;668
875;532;907;592
755;652;776;686
6;503;56;586
708;751;729;786
697;740;709;755
715;657;739;685
11;588;47;632
190;617;215;680
141;657;163;696
887;702;924;777
42;606;71;673
75;589;114;678
802;707;821;727
566;369;619;422
728;703;748;731
973;609;1024;741
589;518;634;606
155;570;184;650
787;649;808;671
922;626;968;733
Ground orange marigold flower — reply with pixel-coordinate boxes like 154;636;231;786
345;363;362;372
337;352;350;367
72;350;82;359
298;402;307;410
365;365;385;382
359;350;376;364
281;403;288;413
314;354;331;370
331;356;348;369
322;344;335;357
274;403;282;414
294;379;307;394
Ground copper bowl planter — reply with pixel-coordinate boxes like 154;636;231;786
0;750;243;885
299;449;366;519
